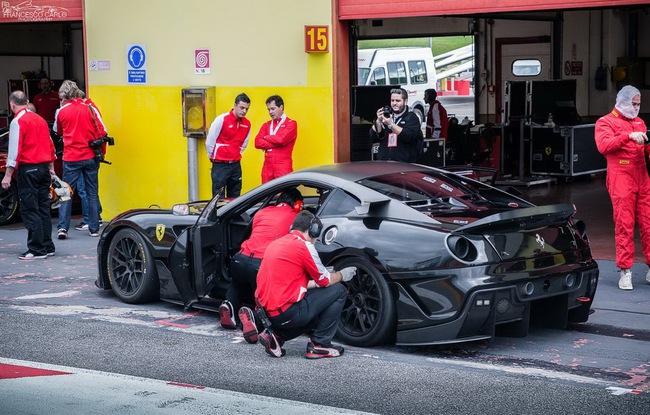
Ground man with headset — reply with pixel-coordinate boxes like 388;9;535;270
254;210;357;359
219;188;304;344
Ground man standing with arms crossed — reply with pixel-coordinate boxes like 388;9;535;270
2;91;56;259
255;95;297;183
205;93;252;198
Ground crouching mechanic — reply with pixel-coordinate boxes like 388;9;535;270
219;188;304;343
254;211;357;359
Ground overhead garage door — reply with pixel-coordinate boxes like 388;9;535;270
338;0;650;19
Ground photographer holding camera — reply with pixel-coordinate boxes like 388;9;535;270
369;87;423;163
54;80;107;238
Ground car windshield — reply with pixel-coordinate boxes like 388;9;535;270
357;170;529;214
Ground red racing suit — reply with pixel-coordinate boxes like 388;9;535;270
254;115;297;183
239;203;298;259
595;109;650;269
255;230;331;316
32;90;60;123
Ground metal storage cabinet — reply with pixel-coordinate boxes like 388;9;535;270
417;138;445;167
530;124;606;178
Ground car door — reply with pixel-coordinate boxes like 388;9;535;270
168;196;224;308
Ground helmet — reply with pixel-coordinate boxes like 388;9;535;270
49;175;73;209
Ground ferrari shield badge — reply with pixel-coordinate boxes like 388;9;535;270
156;224;165;241
545;147;552;156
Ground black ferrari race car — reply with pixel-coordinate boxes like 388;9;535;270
96;161;599;347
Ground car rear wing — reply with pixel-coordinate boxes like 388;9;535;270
453;204;576;235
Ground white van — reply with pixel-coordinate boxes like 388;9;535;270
357;47;437;123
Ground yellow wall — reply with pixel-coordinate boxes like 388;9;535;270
84;0;334;218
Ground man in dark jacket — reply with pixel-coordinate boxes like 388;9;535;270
369;88;423;162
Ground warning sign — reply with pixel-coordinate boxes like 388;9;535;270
194;49;210;75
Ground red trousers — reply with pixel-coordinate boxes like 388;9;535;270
606;163;650;269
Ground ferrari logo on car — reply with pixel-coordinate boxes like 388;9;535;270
535;233;545;248
156;224;165;241
545;147;552;156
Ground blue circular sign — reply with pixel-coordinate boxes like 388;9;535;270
128;46;146;69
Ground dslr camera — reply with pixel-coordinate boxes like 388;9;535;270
382;105;393;118
88;135;115;164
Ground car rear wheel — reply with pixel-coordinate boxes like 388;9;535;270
0;181;19;226
336;257;396;347
107;228;159;304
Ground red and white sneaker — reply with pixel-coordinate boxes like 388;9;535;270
238;306;258;344
259;329;285;358
305;341;344;359
218;301;237;329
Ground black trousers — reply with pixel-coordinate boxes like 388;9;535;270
17;163;54;255
227;251;261;315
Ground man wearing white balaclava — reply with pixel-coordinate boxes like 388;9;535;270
595;85;648;290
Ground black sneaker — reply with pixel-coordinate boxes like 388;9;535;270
238;306;258;344
305;341;344;359
259;329;285;358
219;301;236;329
57;229;67;240
74;223;88;231
46;250;55;257
18;251;47;260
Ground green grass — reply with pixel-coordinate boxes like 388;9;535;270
358;36;473;57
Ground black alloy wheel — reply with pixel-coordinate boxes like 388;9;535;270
107;228;159;304
336;257;396;347
0;181;19;226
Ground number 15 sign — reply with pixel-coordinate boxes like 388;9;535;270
305;25;329;53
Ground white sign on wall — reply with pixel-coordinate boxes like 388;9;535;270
127;44;147;83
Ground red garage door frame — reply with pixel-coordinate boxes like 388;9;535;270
338;0;650;20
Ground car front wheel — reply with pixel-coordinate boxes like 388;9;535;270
107;228;159;304
335;257;396;347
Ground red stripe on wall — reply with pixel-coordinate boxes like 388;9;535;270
0;363;71;379
0;0;83;23
338;0;650;20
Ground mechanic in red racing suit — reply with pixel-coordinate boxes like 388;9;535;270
254;211;356;359
595;85;649;290
218;188;303;344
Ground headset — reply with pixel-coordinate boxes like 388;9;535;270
290;212;323;238
293;199;304;212
308;216;323;238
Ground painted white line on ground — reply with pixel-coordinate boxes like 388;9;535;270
15;290;80;300
425;357;616;388
0;357;377;415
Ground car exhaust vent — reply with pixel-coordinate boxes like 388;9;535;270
521;282;534;296
446;235;478;262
